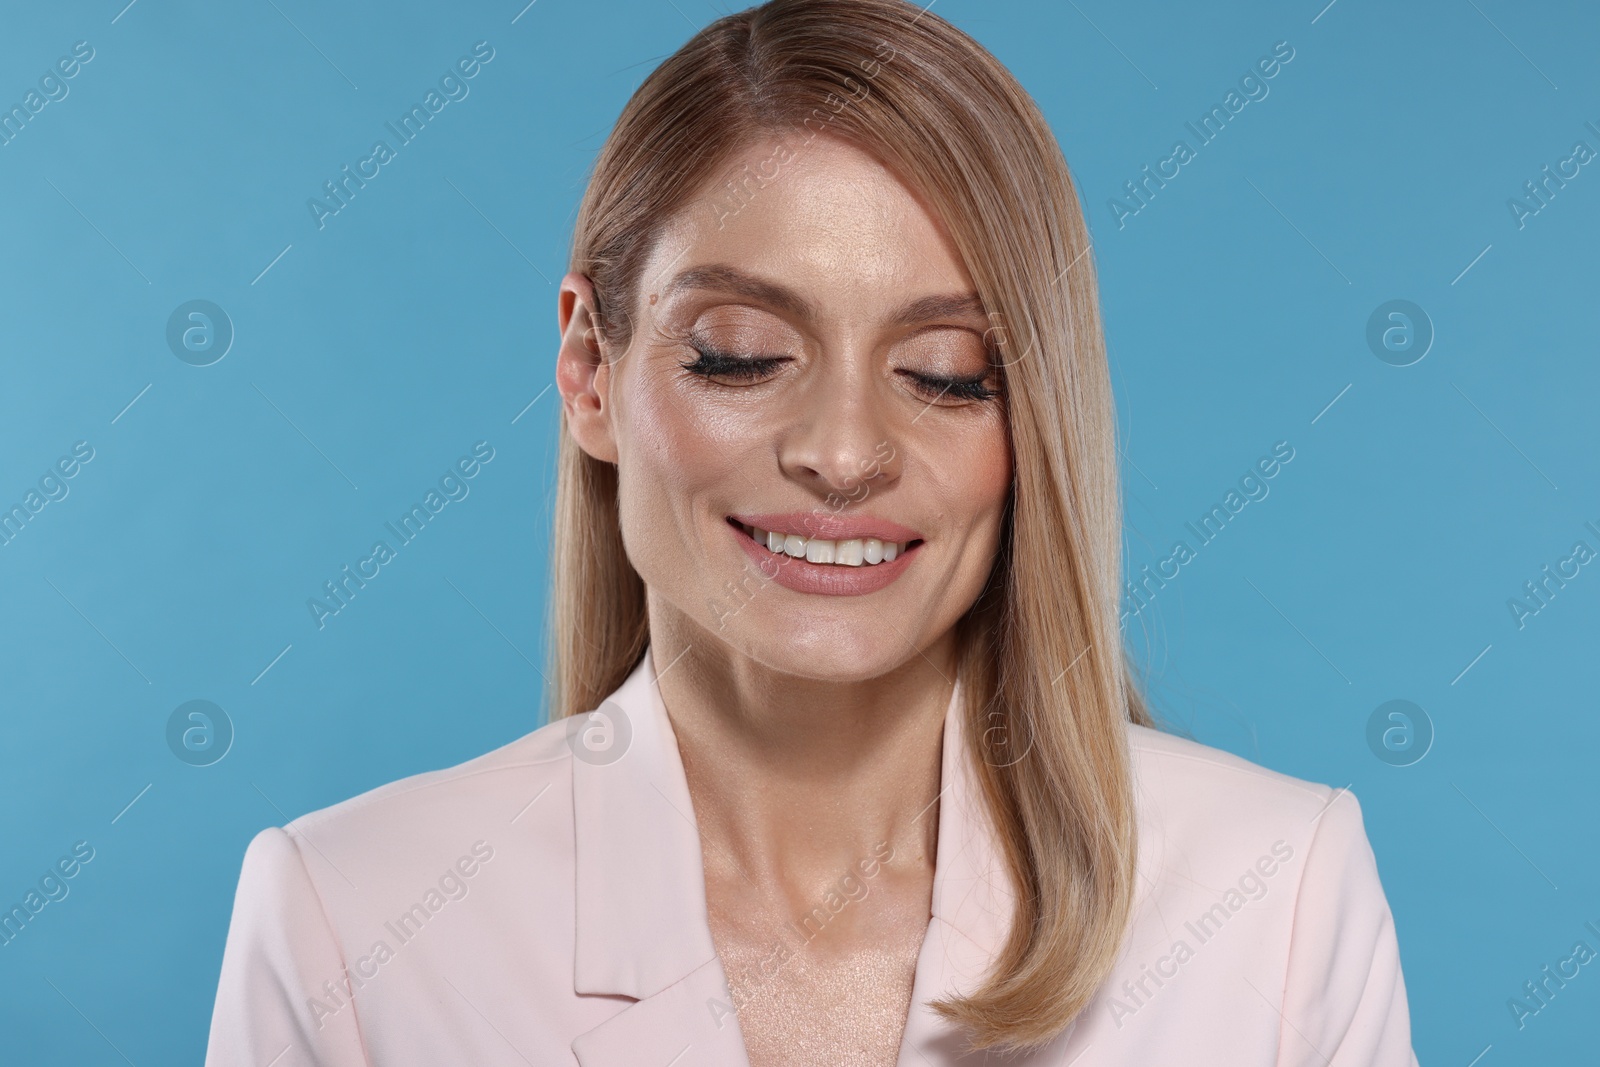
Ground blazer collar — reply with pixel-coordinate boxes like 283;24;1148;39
571;645;720;999
570;646;1022;1064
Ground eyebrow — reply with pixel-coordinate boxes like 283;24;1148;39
661;264;988;329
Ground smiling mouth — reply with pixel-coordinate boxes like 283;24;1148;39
726;518;923;568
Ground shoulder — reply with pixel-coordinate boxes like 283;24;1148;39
1126;722;1339;819
1088;732;1414;1056
241;716;578;899
297;715;573;832
291;715;574;844
213;718;591;1056
1122;721;1387;925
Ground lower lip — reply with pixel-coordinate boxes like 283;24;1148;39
728;521;921;596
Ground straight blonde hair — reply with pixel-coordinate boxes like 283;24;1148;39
550;0;1154;1050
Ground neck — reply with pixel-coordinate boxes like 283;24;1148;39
647;595;955;892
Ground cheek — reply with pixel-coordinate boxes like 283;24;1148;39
611;368;758;571
970;440;1012;557
933;411;1011;522
614;383;691;561
621;352;747;454
972;422;1013;508
920;412;1011;593
624;376;756;491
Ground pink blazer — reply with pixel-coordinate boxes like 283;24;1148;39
205;648;1418;1065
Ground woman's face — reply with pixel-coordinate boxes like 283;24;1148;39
560;133;1012;682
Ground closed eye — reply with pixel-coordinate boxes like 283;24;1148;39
899;370;999;402
680;341;999;402
679;342;788;381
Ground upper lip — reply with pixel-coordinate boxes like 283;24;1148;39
730;512;923;543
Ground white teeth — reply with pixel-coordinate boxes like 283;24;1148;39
742;523;911;567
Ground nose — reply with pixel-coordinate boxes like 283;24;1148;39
778;358;900;504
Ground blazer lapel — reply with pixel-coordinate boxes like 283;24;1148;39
571;954;750;1067
895;680;1079;1065
569;648;753;1067
568;648;1047;1066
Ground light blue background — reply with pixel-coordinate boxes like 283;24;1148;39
2;0;1595;1062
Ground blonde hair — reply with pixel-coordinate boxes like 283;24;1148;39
550;0;1153;1050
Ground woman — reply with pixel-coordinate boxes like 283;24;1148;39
206;1;1417;1064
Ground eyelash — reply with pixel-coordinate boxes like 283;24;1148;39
679;342;999;402
679;344;783;381
917;374;998;402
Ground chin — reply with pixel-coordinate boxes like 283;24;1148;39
713;611;931;685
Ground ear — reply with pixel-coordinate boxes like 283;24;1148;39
555;271;620;465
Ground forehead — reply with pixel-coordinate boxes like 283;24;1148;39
643;133;976;317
